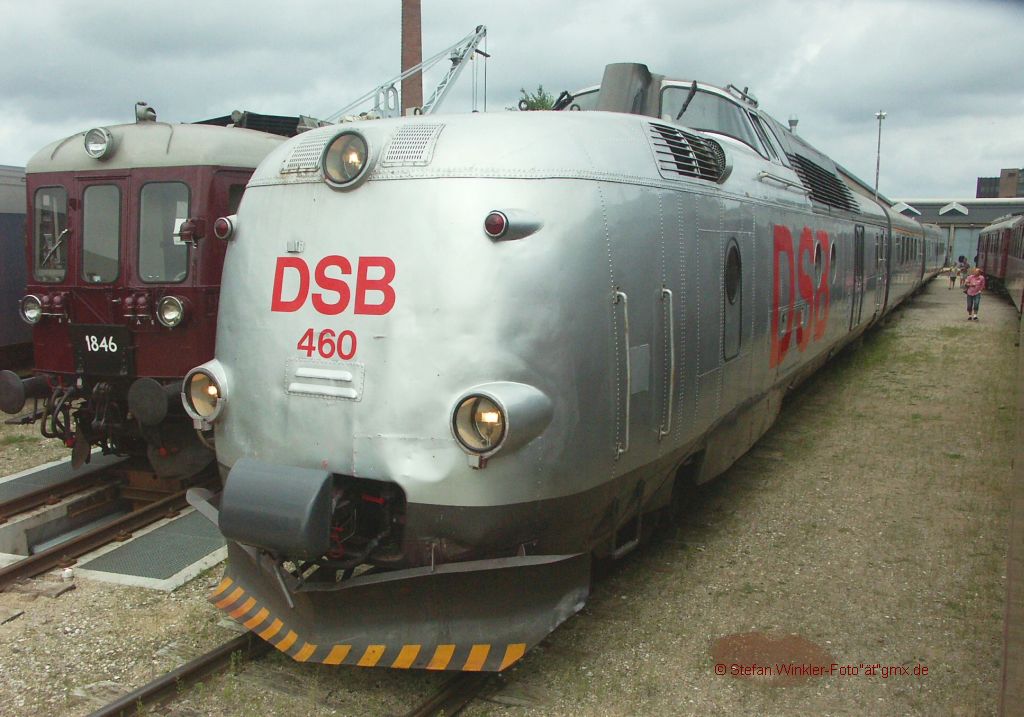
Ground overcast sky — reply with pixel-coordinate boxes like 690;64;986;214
0;0;1020;199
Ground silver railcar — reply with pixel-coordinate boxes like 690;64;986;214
186;64;942;671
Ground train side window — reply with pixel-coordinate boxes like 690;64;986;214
723;240;742;360
33;186;68;283
82;185;120;283
139;182;190;283
748;113;779;161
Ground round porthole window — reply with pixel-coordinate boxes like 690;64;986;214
725;243;741;305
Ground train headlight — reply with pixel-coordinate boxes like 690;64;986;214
322;131;369;188
156;296;185;328
84;127;114;160
19;295;42;324
182;364;227;425
453;395;506;453
450;382;554;468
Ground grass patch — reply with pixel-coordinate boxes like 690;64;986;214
0;434;35;447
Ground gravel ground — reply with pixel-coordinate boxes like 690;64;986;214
0;277;1016;716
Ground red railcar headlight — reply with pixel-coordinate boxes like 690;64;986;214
19;295;42;324
157;296;185;327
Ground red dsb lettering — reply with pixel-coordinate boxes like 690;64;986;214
355;256;397;316
771;225;831;368
770;226;795;368
814;230;831;340
271;257;309;312
313;255;352;315
270;255;396;315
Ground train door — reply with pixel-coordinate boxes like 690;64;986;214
603;186;661;466
77;177;127;288
874;228;886;316
849;224;865;329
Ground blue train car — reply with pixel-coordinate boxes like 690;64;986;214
0;165;29;370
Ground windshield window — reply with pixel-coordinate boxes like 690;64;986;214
567;89;600;111
660;87;761;149
33;187;68;283
139;182;189;283
82;185;120;283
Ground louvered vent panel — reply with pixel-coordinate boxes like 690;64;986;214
281;132;332;174
648;123;726;183
382;123;445;167
788;154;858;211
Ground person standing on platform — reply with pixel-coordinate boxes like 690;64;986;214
965;267;986;321
948;264;957;289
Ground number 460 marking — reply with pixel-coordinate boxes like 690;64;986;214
297;328;357;360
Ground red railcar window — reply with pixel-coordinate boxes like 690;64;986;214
82;185;120;283
139;182;190;283
33;186;68;283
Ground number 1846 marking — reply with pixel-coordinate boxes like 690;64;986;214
85;335;118;353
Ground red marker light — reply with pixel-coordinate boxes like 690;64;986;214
213;216;234;241
52;293;64;309
124;295;135;309
484;211;508;238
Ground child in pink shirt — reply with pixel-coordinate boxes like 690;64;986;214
965;268;986;321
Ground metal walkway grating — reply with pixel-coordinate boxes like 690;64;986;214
79;510;224;580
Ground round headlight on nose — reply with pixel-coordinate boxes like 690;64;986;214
453;395;506;453
156;296;184;327
183;369;225;422
19;295;42;324
84;127;114;159
322;132;369;188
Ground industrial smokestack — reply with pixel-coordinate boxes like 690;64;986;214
401;0;423;114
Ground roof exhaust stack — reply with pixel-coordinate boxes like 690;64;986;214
596;63;663;117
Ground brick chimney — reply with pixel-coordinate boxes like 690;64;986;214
401;0;423;114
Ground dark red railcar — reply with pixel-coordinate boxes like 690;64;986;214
977;213;1024;313
0;110;298;475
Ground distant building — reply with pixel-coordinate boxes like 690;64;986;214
893;197;1024;264
976;168;1024;198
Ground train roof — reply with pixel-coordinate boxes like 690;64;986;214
564;64;885;218
27;122;287;174
0;165;25;214
980;212;1024;233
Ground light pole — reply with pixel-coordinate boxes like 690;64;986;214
874;110;886;200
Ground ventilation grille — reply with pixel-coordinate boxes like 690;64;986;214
648;122;727;183
382;123;445;167
788;154;858;211
281;132;332;174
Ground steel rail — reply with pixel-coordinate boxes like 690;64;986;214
85;632;271;717
0;476;211;591
0;471;111;523
403;672;491;717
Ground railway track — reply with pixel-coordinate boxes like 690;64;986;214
86;631;493;717
0;461;215;591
